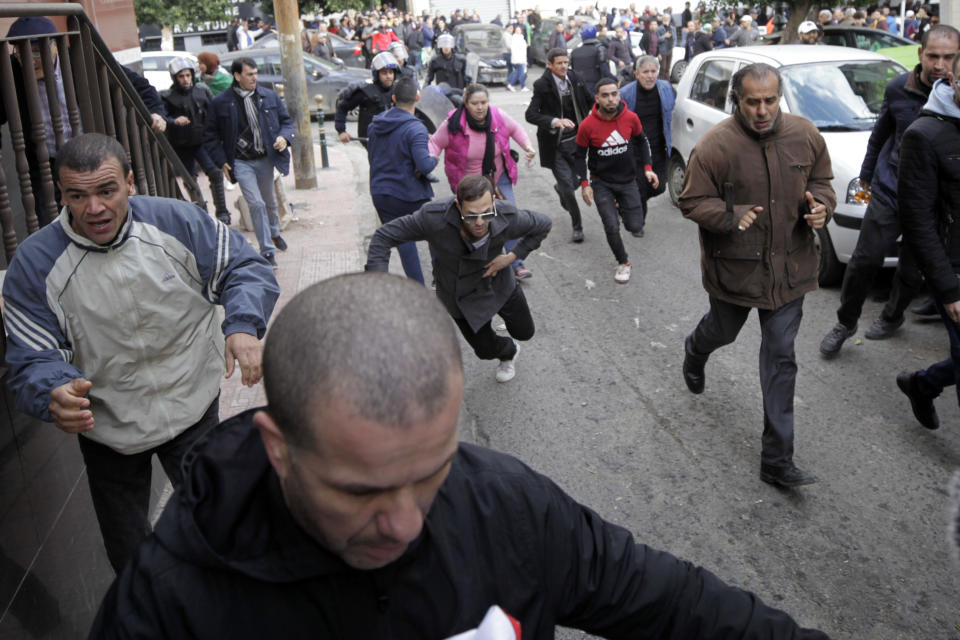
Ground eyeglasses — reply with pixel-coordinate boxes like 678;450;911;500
460;201;497;222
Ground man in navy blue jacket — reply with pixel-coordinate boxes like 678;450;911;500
366;76;437;284
204;57;295;267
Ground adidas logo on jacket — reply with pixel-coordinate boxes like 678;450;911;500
575;102;653;184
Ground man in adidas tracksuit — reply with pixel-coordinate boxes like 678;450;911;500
574;77;659;284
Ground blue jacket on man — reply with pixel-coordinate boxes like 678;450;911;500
203;84;295;177
367;106;438;202
619;78;675;157
859;65;931;211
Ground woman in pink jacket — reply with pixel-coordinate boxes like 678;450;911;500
429;83;537;278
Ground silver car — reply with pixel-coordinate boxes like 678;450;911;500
668;45;906;285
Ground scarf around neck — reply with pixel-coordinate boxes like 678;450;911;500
234;86;265;154
449;106;495;179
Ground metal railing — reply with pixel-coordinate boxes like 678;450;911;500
0;3;201;263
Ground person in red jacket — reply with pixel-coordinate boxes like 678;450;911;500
370;22;400;54
574;77;659;284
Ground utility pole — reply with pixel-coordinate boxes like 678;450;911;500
274;0;317;189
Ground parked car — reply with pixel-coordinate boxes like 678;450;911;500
529;16;599;65
252;31;366;68
668;45;906;285
219;49;369;118
453;23;509;85
758;25;913;50
137;51;199;93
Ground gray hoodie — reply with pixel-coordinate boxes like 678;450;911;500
922;78;960;120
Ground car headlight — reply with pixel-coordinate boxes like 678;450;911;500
846;177;869;205
491;59;506;67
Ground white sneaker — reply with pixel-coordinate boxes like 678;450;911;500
495;341;519;383
505;85;516;92
520;86;529;92
614;262;632;284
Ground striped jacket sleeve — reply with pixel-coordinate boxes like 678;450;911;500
144;198;280;340
3;249;83;422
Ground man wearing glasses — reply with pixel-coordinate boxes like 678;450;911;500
366;174;551;383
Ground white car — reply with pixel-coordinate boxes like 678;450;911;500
668;45;906;285
138;51;200;94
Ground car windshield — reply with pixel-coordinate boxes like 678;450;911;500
780;60;904;130
462;28;504;48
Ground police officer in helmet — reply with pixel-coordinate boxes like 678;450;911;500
388;41;418;83
162;57;231;224
426;33;469;90
336;51;399;144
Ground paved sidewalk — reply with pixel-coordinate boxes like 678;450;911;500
216;139;377;419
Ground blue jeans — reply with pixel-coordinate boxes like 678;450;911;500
915;299;960;407
233;156;279;257
508;63;526;88
372;193;427;284
497;173;524;269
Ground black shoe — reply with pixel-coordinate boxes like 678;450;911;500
216;213;231;226
264;253;278;268
864;315;904;340
910;297;938;317
272;235;288;252
631;228;645;238
760;463;817;488
571;229;584;243
819;322;857;357
682;335;705;394
896;371;939;430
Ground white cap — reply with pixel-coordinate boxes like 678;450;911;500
906;9;915;17
798;20;818;34
740;15;752;23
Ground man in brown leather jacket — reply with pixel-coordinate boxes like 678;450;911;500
678;63;836;488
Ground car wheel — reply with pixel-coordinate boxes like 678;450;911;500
814;226;844;287
667;153;685;208
670;59;687;84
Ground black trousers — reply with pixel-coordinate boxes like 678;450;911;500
836;196;924;328
593;177;644;264
454;285;534;361
551;147;583;231
174;144;229;218
77;395;220;573
688;296;804;468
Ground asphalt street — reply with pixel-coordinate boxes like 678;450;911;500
350;73;960;639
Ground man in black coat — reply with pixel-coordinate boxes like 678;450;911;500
525;47;593;242
895;58;960;431
819;25;960;356
89;271;830;640
366;175;551;383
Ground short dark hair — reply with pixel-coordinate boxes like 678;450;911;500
921;24;960;49
730;62;781;104
594;76;618;93
393;76;418;105
55;133;130;183
456;173;494;204
263;273;462;448
230;57;257;76
546;47;568;63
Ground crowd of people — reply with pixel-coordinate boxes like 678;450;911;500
1;4;958;638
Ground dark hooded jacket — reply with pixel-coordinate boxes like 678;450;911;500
90;409;830;639
367;106;438;202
